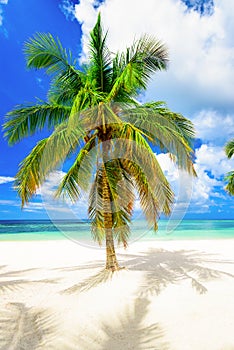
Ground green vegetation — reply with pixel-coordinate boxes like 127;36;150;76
3;15;196;270
224;139;234;195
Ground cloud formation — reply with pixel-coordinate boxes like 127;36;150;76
0;176;15;185
192;110;234;145
59;0;75;21
156;143;234;214
0;0;8;27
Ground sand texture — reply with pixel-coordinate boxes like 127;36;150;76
0;238;233;350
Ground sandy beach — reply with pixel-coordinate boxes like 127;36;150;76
0;238;233;350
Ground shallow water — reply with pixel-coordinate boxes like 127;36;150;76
0;220;233;244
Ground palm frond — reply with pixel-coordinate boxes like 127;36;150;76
3;103;71;144
25;32;76;74
69;102;123;135
48;70;84;105
120;158;173;229
69;83;104;120
104;160;135;247
136;34;168;76
24;32;83;102
88;168;106;245
224;171;234;195
15;122;84;206
56;135;97;202
225;139;234;159
121;102;196;175
89;13;112;93
113;123;174;218
108;35;168;100
88;161;133;247
15;139;47;206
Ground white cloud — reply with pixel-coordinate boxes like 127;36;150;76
156;145;234;214
59;0;75;21
74;0;234;112
0;176;15;185
0;0;8;27
74;0;98;62
0;8;3;26
0;199;19;206
156;153;195;213
192;110;234;145
195;144;234;178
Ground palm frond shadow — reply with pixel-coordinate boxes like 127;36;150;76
0;268;38;278
70;297;169;350
52;261;104;272
124;249;234;295
0;278;59;295
0;279;33;294
61;268;114;294
0;302;59;350
101;298;169;350
0;266;60;295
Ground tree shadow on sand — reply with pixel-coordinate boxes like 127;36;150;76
67;297;169;350
0;302;59;350
0;266;59;295
124;248;234;295
61;268;114;294
60;248;234;296
99;298;169;350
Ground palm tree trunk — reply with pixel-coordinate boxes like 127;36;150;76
105;215;119;271
102;169;120;271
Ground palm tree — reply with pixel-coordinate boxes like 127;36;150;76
3;14;196;271
224;139;234;195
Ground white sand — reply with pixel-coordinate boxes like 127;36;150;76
0;238;233;349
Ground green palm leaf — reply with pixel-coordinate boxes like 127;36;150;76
88;162;133;247
111;123;174;222
88;168;106;245
225;139;234;159
25;32;76;75
48;71;84;105
224;139;234;195
122;102;196;175
104;159;135;247
89;13;112;93
15;139;47;206
56;135;97;202
3;103;71;144
224;171;234;195
108;35;168;100
15;122;84;206
24;32;83;101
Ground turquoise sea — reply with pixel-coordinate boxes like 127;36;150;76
0;220;233;243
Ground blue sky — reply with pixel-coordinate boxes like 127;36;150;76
0;0;233;221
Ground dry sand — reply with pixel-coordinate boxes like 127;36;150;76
0;238;233;349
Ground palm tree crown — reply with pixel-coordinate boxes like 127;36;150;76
3;14;196;270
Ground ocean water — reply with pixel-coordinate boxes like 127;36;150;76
0;220;233;244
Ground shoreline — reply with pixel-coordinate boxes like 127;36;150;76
0;232;234;242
